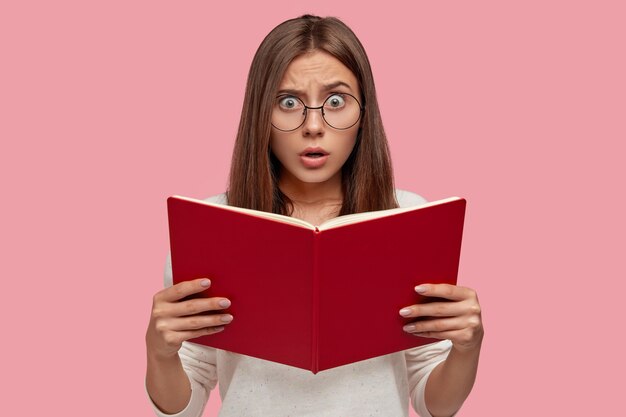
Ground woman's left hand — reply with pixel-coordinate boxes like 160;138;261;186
399;283;484;352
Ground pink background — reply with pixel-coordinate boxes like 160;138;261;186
1;1;624;415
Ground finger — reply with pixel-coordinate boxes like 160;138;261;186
399;300;468;318
164;296;231;318
403;317;466;334
411;328;482;351
168;314;234;331
181;326;226;340
165;326;227;346
414;283;476;302
410;329;457;341
155;278;212;303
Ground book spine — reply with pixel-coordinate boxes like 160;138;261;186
312;227;320;374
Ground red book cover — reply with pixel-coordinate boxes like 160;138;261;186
167;196;466;373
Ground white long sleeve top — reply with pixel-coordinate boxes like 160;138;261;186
147;189;453;417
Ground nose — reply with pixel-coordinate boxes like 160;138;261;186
302;107;325;137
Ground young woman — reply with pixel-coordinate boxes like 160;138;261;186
146;15;483;417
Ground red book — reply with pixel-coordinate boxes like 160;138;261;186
167;195;466;374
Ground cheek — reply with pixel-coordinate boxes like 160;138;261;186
338;130;358;157
269;133;293;161
269;134;282;155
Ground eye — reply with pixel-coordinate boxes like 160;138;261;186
277;96;302;111
325;94;346;109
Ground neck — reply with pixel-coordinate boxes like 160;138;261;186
278;171;343;207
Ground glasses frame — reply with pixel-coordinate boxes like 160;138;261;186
271;92;365;132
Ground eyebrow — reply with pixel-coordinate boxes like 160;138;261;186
276;81;354;96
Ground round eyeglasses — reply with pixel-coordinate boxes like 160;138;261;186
271;93;364;132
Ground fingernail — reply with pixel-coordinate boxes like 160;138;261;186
399;308;412;316
219;299;231;308
414;285;426;293
220;314;233;323
200;279;211;287
212;326;225;332
403;324;416;332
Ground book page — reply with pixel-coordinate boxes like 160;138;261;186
171;195;316;230
318;196;462;231
171;195;461;232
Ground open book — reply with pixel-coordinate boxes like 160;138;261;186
167;195;466;373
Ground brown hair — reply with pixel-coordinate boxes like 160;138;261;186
226;14;398;215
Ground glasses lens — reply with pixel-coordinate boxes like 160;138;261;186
322;94;361;129
272;96;306;131
271;94;362;131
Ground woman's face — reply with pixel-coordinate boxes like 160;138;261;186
270;50;361;191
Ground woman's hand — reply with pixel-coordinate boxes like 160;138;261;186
399;283;483;352
146;278;233;359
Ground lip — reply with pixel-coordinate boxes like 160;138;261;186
299;147;330;168
300;154;329;168
299;147;329;156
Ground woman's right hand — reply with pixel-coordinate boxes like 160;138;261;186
146;277;233;359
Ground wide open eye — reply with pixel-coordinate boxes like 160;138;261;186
324;94;346;109
277;95;303;111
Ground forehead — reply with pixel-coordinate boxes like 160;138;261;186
278;50;359;94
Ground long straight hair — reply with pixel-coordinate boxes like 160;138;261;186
226;15;398;215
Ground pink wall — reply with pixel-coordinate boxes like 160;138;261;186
2;1;624;415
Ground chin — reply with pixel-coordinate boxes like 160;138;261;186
290;167;340;184
295;173;335;184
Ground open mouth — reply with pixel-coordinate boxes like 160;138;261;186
300;151;329;168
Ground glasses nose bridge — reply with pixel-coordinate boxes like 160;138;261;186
303;103;326;125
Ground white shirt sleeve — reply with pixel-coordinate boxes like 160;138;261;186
145;342;218;417
405;340;454;417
